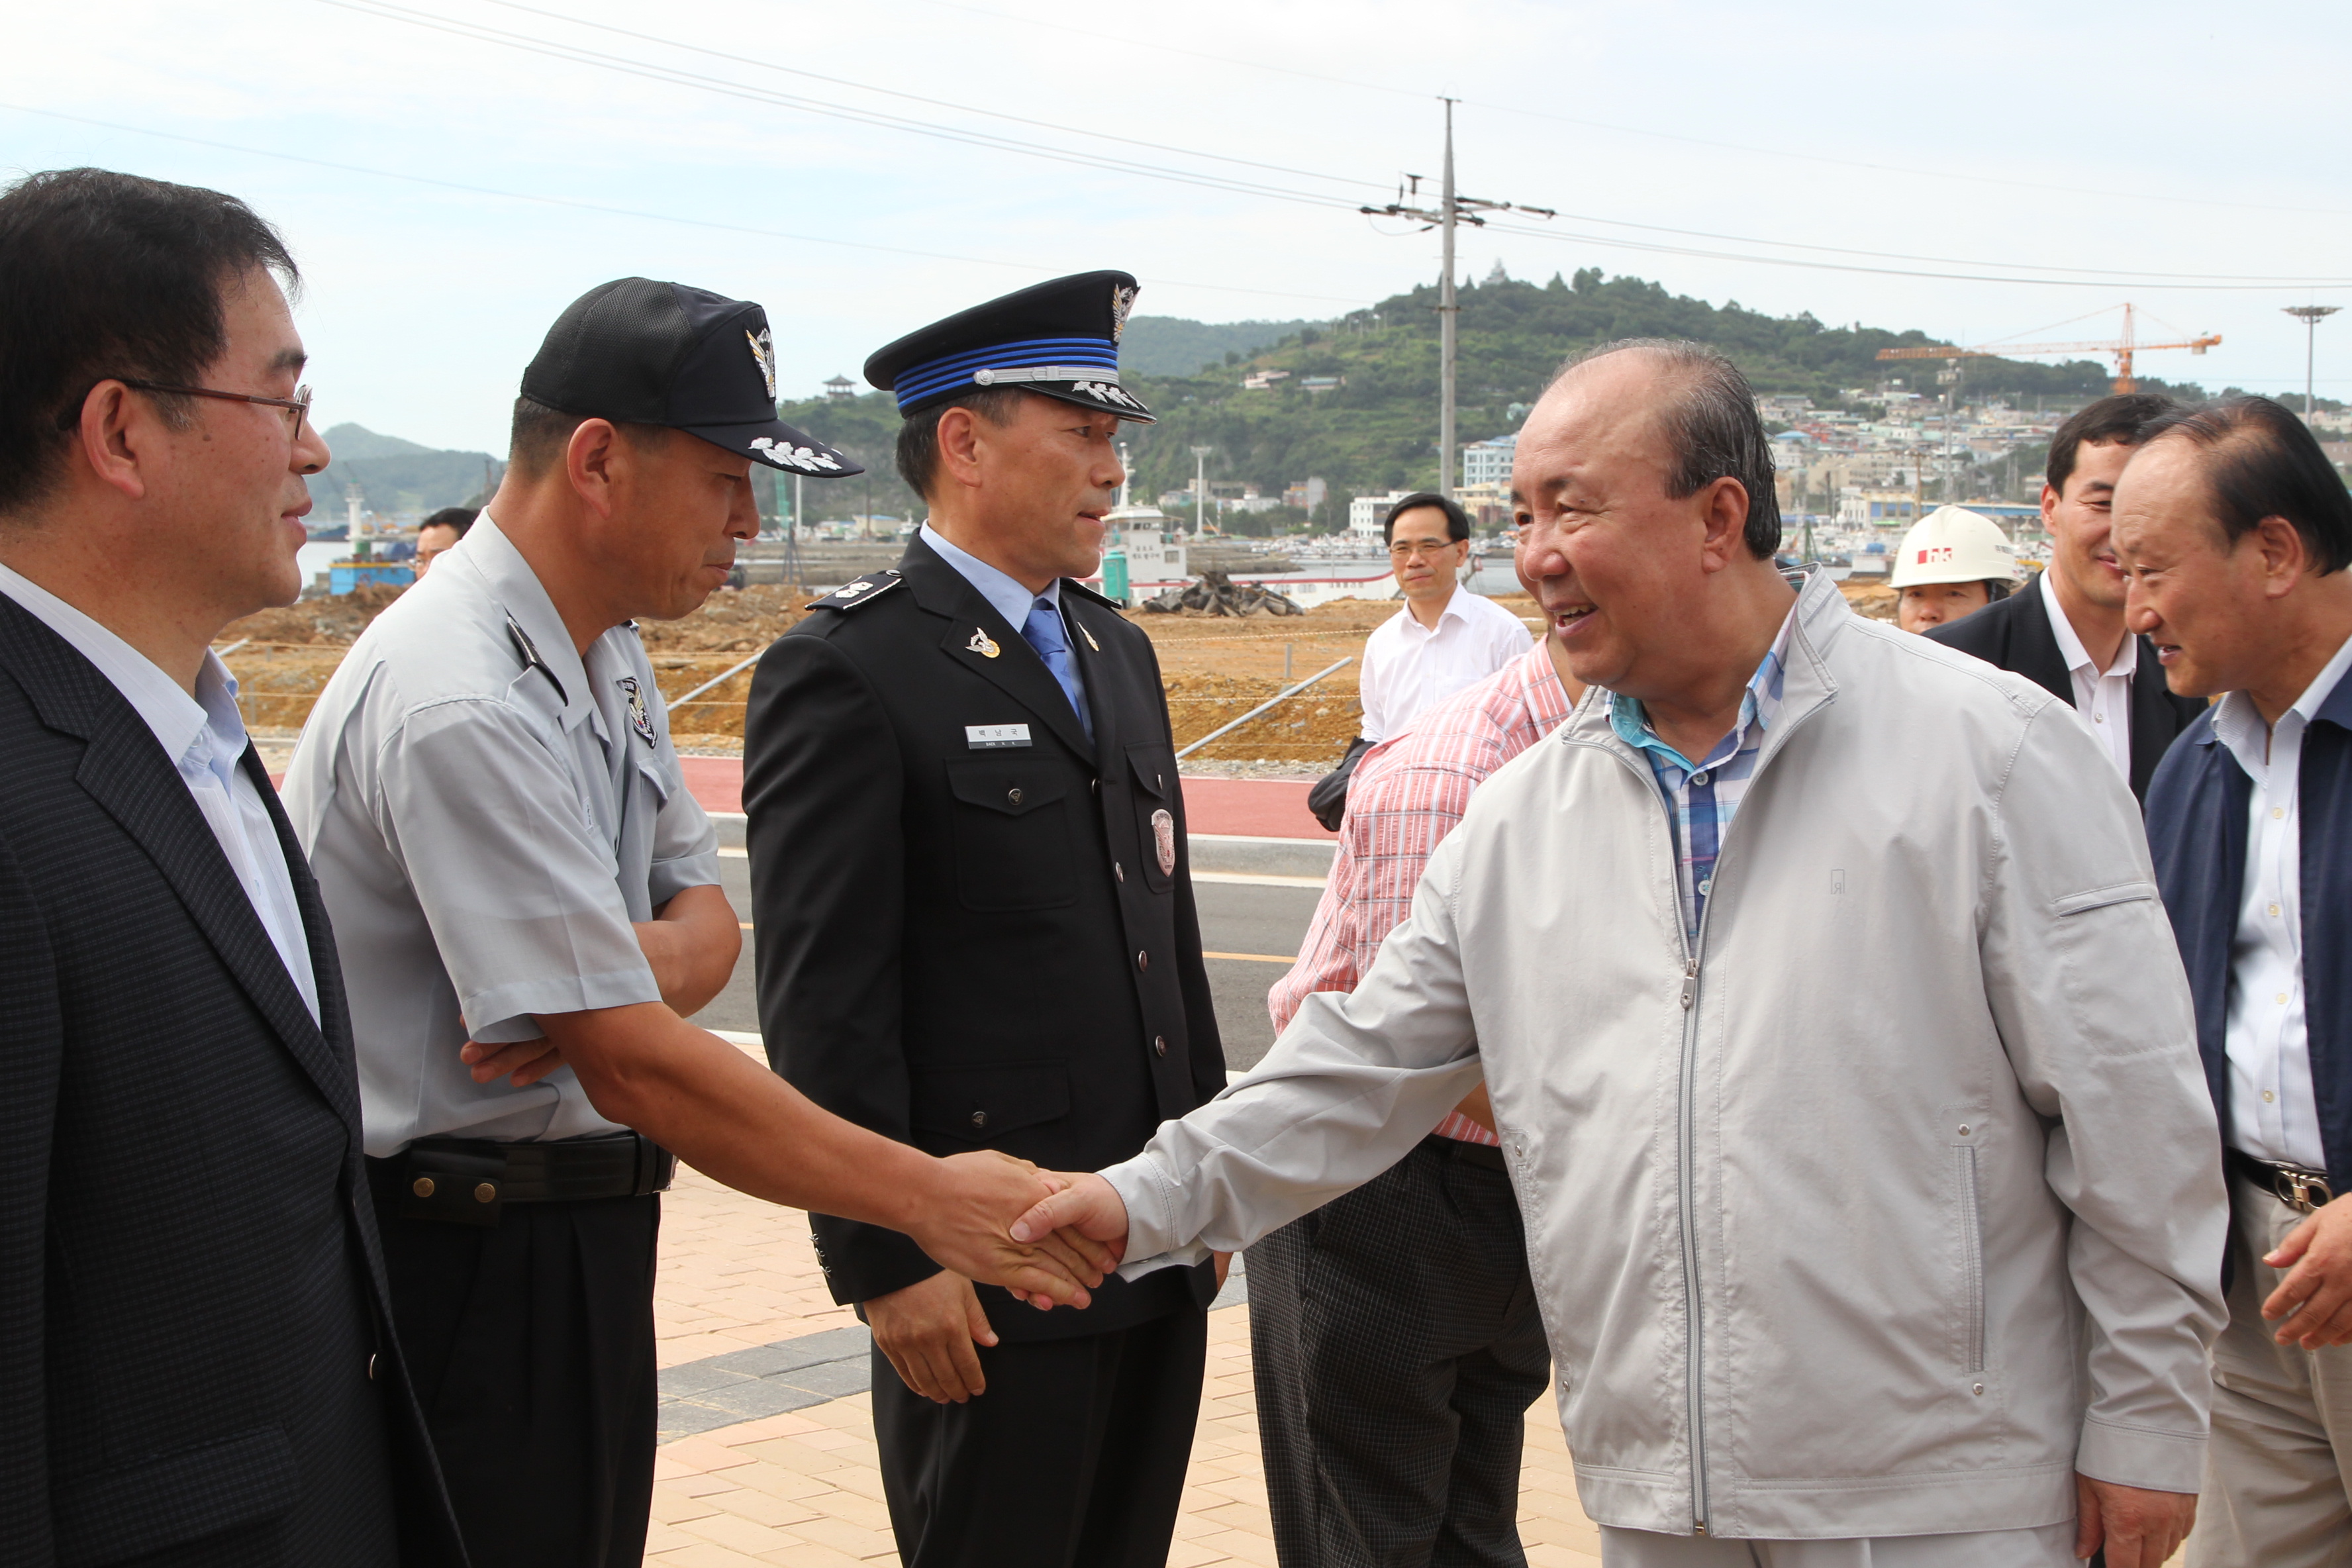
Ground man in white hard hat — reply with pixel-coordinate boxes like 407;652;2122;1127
1891;504;2019;634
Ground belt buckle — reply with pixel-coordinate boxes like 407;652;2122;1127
2277;1168;2334;1214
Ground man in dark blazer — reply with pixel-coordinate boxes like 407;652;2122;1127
2128;397;2352;1565
744;271;1226;1568
1928;392;2205;800
0;168;462;1565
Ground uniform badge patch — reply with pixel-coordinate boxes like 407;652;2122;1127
615;675;658;748
1152;807;1175;877
967;628;1001;658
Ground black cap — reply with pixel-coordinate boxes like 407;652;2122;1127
522;278;862;477
863;270;1153;423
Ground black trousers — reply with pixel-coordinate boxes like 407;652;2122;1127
368;1170;660;1568
871;1305;1208;1568
1246;1134;1552;1568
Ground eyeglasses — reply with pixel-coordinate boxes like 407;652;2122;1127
116;379;313;436
1389;539;1461;560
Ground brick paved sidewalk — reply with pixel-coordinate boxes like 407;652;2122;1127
649;1162;1606;1567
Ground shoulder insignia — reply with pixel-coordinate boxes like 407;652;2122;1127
807;570;905;612
503;611;569;706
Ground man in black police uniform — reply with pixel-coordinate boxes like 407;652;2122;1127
744;270;1226;1568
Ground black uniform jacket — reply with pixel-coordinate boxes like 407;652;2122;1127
743;536;1226;1342
1925;573;2205;802
0;598;465;1566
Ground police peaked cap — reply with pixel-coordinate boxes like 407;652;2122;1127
863;270;1155;424
523;277;863;478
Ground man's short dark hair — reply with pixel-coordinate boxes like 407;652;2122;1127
419;507;477;537
2046;393;2181;496
895;387;1024;497
2143;395;2352;575
1382;491;1471;546
507;395;664;477
1553;338;1782;558
0;167;297;518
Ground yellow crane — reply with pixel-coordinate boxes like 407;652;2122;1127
1875;303;2220;393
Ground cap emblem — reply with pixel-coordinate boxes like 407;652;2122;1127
746;327;779;403
748;436;844;473
967;628;1001;659
1111;283;1138;342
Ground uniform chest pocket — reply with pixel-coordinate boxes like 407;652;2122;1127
944;759;1077;911
1127;743;1180;893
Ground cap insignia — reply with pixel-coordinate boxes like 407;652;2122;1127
746;326;779;403
967;628;1001;659
749;436;844;473
1110;283;1138;342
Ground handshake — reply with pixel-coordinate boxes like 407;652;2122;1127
912;1157;1140;1308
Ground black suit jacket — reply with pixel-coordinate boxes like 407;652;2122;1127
743;537;1225;1342
1924;574;2204;801
0;598;464;1567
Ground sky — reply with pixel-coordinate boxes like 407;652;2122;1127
7;0;2349;453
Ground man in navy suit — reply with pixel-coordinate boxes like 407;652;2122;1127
0;168;464;1564
2126;395;2352;1565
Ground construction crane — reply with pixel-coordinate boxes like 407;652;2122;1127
1875;303;2220;393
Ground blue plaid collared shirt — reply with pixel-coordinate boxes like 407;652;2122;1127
1609;608;1796;945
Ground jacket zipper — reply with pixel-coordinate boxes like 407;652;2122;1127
1677;946;1708;1536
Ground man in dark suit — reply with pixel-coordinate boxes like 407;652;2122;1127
1927;393;2205;800
743;271;1226;1568
0;168;464;1565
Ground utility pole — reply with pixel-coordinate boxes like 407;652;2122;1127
1192;445;1213;540
1363;100;1552;501
2284;305;2340;420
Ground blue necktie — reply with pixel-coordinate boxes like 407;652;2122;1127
1020;598;1093;745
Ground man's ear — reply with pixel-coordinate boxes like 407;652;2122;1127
565;418;624;519
2255;514;2312;599
1696;477;1751;571
77;380;154;503
935;406;986;494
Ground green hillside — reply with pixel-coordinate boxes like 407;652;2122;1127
307;422;501;514
767;267;2221;532
1118;316;1324;377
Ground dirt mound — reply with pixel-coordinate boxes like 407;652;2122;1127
222;583;406;646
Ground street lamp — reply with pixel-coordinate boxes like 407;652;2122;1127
1191;445;1213;541
2283;305;2341;420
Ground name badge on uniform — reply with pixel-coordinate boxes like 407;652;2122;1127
966;724;1032;750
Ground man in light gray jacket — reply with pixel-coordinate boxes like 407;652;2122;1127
1012;340;2230;1567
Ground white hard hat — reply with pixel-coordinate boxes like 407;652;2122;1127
1890;505;2020;589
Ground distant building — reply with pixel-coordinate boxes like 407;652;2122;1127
1838;489;1921;528
1461;432;1518;489
823;374;856;399
1242;369;1291;391
1455;480;1511;530
1349;490;1415;540
1300;375;1345;394
1283;477;1328;513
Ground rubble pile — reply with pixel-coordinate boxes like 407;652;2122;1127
1140;570;1304;617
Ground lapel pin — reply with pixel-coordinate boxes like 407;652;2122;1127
1079;622;1101;652
967;628;1001;659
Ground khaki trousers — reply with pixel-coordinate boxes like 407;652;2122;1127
2187;1173;2352;1568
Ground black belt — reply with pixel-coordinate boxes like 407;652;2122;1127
2226;1148;2336;1213
1424;1130;1509;1172
369;1132;675;1226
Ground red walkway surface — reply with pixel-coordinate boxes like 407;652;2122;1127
682;758;1332;842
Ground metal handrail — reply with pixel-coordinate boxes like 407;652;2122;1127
1174;658;1352;760
667;651;764;708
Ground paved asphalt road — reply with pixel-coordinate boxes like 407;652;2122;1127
697;854;1321;1073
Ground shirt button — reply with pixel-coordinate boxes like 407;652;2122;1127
2275;807;2286;820
2278;993;2290;1006
1697;877;1712;895
1692;771;1710;786
1154;1035;1168;1057
1137;950;1150;971
2093;712;2104;723
2264;1091;2277;1103
2271;904;2281;918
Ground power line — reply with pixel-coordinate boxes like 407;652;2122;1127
0;101;1375;309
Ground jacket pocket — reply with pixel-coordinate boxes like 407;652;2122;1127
909;1060;1071;1145
53;1424;299;1565
2050;881;2157;918
1126;743;1179;893
943;759;1075;911
1956;1146;1986;1376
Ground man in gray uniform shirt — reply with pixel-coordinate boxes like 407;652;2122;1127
285;279;1113;1568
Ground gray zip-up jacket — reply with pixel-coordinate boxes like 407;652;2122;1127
1106;571;2227;1540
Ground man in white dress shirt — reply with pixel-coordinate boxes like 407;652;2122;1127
2127;395;2352;1566
1311;491;1530;828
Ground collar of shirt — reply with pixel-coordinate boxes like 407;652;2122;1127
922;522;1059;630
2212;626;2352;787
0;558;244;775
1608;602;1796;779
1389;586;1473;640
2039;567;2136;682
465;513;597;734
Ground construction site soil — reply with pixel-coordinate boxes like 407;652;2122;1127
219;579;1898;763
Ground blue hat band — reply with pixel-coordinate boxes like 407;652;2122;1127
894;335;1120;411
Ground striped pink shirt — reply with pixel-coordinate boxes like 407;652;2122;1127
1268;644;1577;1145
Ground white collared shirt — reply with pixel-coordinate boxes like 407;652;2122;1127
0;561;321;1021
2039;567;2137;783
284;515;720;1155
2211;627;2352;1169
1357;587;1534;744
